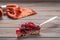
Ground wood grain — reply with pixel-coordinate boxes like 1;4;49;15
0;2;60;38
0;28;60;37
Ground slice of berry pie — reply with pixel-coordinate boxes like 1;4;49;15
16;22;40;37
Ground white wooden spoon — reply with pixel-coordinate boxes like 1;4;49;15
40;16;58;26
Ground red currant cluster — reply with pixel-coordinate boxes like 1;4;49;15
16;22;40;37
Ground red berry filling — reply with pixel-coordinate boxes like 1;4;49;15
16;22;40;36
21;24;25;28
16;30;21;34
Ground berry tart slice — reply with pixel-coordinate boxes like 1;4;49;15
16;22;40;37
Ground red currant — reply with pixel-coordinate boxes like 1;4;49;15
16;29;21;34
27;22;35;28
28;22;34;25
20;24;26;29
21;24;25;27
36;25;40;30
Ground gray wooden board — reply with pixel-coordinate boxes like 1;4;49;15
0;28;60;37
0;2;60;38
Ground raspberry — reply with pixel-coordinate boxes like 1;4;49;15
36;25;40;30
27;22;35;28
21;28;27;34
20;24;26;29
31;25;40;31
28;22;34;25
21;24;25;27
16;29;21;34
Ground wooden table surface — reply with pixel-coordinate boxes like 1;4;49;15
0;2;60;40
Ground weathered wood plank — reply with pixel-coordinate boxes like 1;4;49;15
1;2;60;7
0;22;59;28
0;28;16;37
0;28;60;37
2;15;60;20
0;2;60;38
0;19;59;24
2;12;60;20
0;38;60;40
